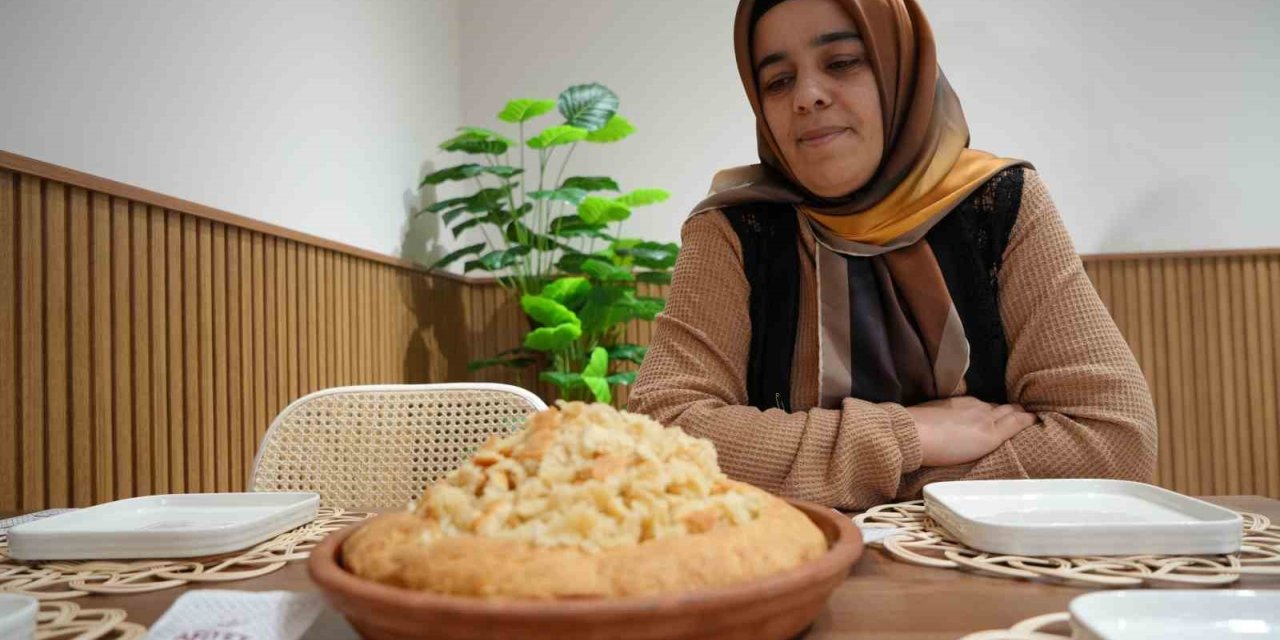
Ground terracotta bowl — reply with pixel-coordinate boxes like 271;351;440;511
308;500;863;640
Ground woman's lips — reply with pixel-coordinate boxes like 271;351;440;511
797;127;850;148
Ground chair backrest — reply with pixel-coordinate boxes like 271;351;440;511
249;383;546;509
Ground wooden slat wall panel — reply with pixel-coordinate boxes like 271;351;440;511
2;164;455;508
1085;255;1280;497
110;198;133;500
92;193;114;503
45;184;68;507
166;214;186;494
149;207;169;496
70;189;92;506
2;153;1278;509
0;171;15;511
20;175;46;510
227;228;243;492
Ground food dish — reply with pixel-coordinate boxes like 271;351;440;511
342;402;827;599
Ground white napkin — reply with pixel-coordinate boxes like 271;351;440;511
147;590;326;640
860;526;907;544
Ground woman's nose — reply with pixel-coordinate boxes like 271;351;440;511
793;74;831;114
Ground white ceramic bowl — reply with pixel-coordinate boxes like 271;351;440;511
0;594;38;640
1071;590;1280;639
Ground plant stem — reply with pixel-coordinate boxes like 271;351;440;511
548;142;580;276
472;174;525;290
553;142;578;195
488;154;534;289
537;149;552;277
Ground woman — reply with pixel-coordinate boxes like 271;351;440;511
628;0;1157;509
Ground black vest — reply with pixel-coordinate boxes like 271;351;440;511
723;167;1025;412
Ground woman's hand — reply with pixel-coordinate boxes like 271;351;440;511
906;396;1038;467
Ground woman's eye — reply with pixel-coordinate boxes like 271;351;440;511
764;75;794;93
828;58;861;72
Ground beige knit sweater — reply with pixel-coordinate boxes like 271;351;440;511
628;170;1157;510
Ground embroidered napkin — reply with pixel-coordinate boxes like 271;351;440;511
147;590;327;640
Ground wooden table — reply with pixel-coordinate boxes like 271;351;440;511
6;496;1279;639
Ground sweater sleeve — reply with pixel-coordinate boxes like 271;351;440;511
628;210;923;510
898;170;1159;496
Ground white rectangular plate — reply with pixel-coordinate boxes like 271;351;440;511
923;479;1241;556
1071;590;1280;639
6;492;319;560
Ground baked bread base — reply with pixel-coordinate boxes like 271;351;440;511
342;492;827;600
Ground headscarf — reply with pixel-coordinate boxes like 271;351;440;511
692;0;1029;407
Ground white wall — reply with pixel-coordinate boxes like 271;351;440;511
0;0;460;260
456;0;1280;255
4;1;1275;260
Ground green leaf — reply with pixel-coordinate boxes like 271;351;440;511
614;189;670;207
582;258;634;282
583;347;609;378
577;285;628;334
451;202;525;236
636;271;673;285
557;83;620;132
441;207;469;226
441;188;507;216
614;241;679;269
581;348;609;401
521;295;581;328
606;371;638;386
606;344;647;364
420;164;523;187
541;277;591;306
458;126;514;145
420;164;485;186
497;99;557;123
420;195;470;214
486;165;523;179
465;246;532;272
528;188;588;206
549;215;611;239
524;323;582;351
429;242;485;271
451;199;526;237
510;202;535;220
450;216;486;238
627;296;665;321
577;196;631;225
556;252;590;274
561;176;620;192
582;375;611;404
584;114;636;143
539;371;583;388
504;221;558;251
440;129;511;155
527;125;589;149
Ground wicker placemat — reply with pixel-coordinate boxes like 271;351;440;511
853;500;1280;587
0;507;371;600
958;612;1071;640
37;600;147;640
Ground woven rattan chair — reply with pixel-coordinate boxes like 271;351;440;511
249;383;546;509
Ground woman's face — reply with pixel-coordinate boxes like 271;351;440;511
753;0;885;198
